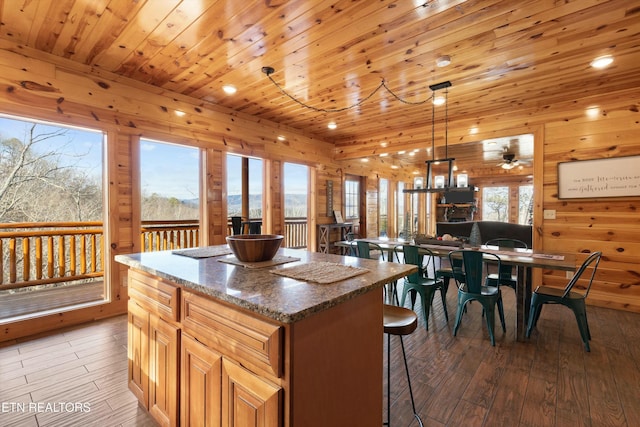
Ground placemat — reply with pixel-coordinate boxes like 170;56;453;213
218;255;300;269
172;246;232;258
270;262;369;284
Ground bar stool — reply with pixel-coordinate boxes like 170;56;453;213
383;304;424;427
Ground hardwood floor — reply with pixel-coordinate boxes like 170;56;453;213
1;285;639;426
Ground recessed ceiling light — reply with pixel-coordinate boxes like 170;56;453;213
586;107;600;118
327;122;337;130
222;84;237;95
436;55;451;67
590;55;613;69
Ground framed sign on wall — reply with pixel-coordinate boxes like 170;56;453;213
326;180;333;216
558;155;640;199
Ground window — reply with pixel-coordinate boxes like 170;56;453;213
482;186;509;222
345;179;359;219
519;185;533;225
226;154;264;221
140;139;199;252
283;162;309;248
397;182;406;237
140;139;199;221
0;115;105;320
379;179;388;237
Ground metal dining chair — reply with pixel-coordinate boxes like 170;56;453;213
395;245;448;329
526;251;602;351
449;249;506;346
484;238;528;290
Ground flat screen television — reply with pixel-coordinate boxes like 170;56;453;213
444;189;475;204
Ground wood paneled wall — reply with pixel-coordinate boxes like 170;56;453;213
0;37;638;344
0;41;343;339
541;99;640;312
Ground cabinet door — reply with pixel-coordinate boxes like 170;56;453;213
128;301;149;407
149;314;180;427
222;359;282;427
181;334;223;427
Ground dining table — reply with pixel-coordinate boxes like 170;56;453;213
336;238;577;341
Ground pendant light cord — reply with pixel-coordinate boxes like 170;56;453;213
265;71;434;113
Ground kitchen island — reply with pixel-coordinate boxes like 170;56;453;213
116;247;416;427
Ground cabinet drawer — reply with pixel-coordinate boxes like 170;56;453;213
129;270;180;322
182;291;283;378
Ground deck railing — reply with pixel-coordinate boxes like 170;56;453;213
1;218;308;291
0;222;104;291
140;220;200;252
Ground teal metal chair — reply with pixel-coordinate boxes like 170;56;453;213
484;238;528;290
526;251;602;352
395;245;447;329
435;255;462;301
355;240;384;261
449;249;506;346
354;241;397;304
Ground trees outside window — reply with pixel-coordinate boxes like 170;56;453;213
519;185;533;225
1;117;103;223
482;186;509;222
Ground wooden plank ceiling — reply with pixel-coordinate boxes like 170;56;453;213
0;0;638;176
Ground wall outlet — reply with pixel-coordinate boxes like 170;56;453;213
543;209;556;219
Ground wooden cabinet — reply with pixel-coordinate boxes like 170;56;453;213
222;359;281;427
127;271;180;427
128;270;283;427
126;265;382;426
181;333;222;427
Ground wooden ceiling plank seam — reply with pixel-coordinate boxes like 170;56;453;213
91;0;183;70
0;0;39;44
176;0;409;98
32;0;77;52
147;0;286;91
113;0;214;81
66;0;150;65
161;0;334;96
138;0;260;88
49;0;109;60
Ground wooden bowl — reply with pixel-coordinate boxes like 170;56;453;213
226;234;284;262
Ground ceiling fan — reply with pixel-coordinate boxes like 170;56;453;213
497;152;521;170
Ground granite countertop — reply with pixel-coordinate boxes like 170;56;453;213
115;247;416;324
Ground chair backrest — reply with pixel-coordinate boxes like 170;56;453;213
345;232;361;241
231;216;242;235
396;245;436;284
484;238;527;281
484;238;528;249
356;240;385;261
449;250;501;293
563;251;602;298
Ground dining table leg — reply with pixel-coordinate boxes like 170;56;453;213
515;266;533;341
